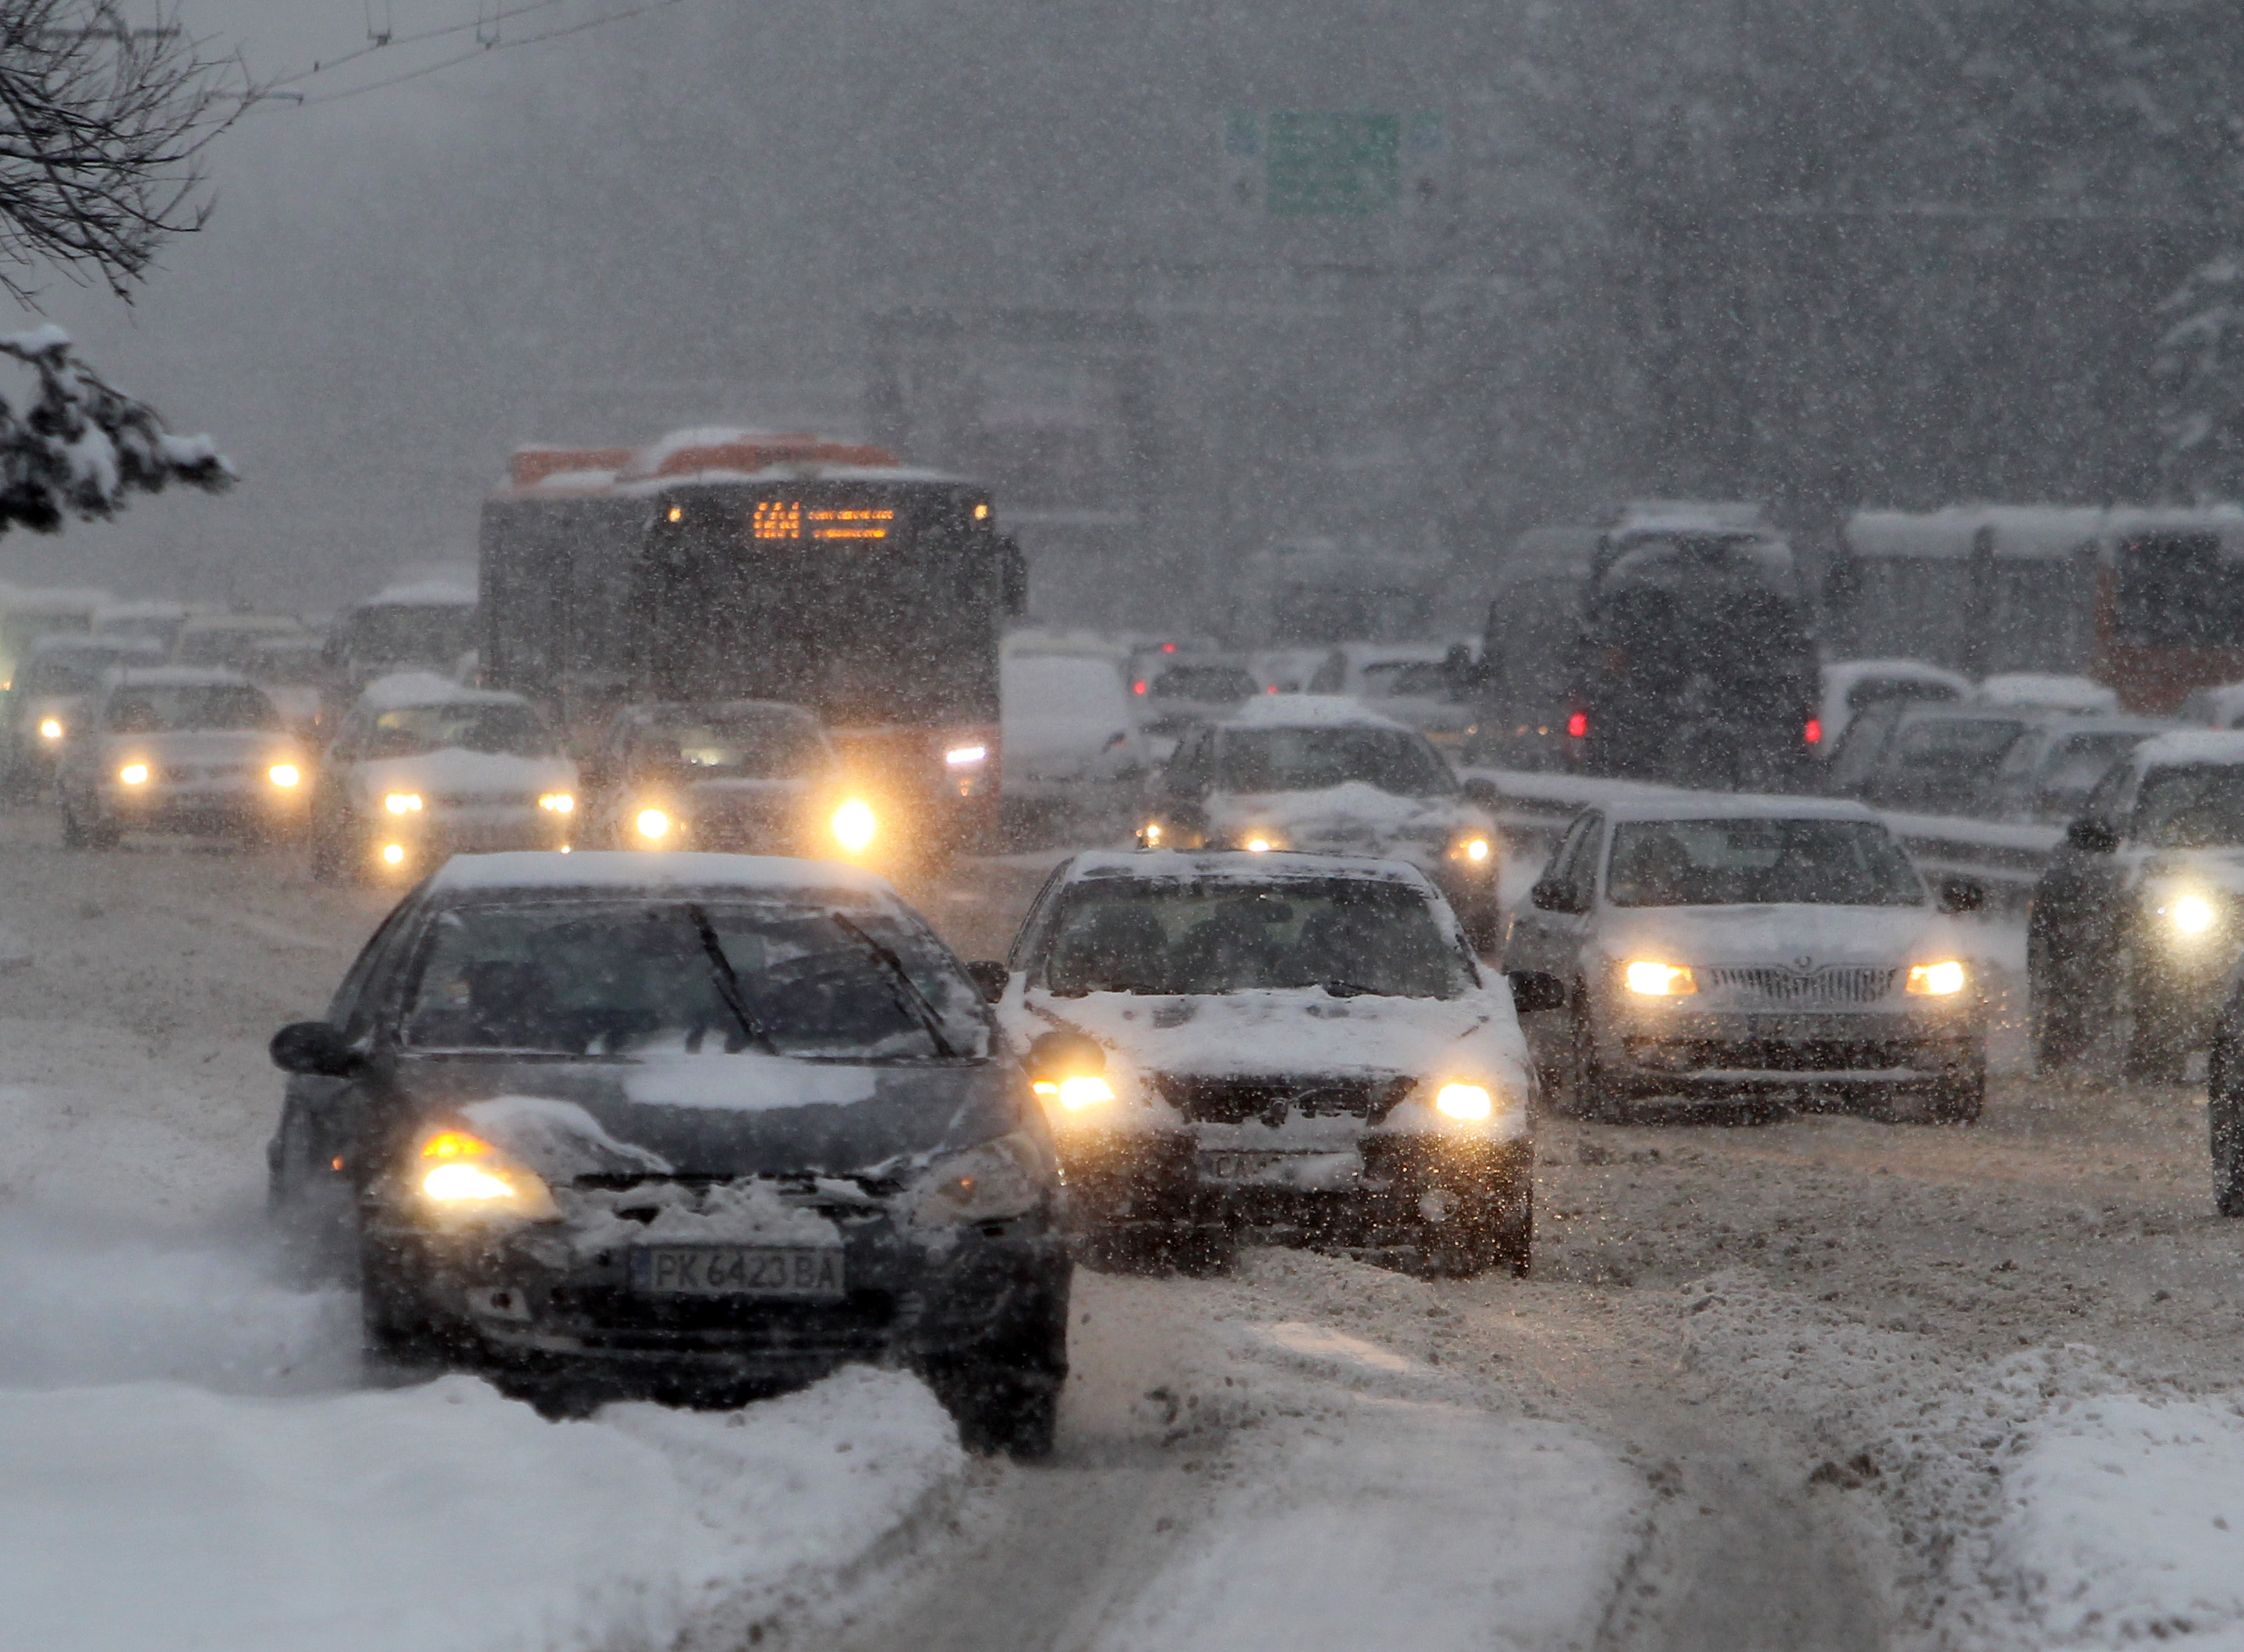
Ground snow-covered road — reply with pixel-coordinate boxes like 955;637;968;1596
7;820;2244;1650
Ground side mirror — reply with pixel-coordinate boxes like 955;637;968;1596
269;1020;363;1078
1023;1029;1104;1083
1937;874;1987;916
2065;817;2120;854
1507;970;1568;1015
1530;877;1584;914
963;960;1011;1003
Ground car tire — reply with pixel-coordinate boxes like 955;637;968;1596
2029;929;2103;1073
1564;998;1623;1123
2210;1044;2244;1217
357;1231;462;1374
2124;970;2193;1083
923;1362;1062;1461
1416;1174;1533;1278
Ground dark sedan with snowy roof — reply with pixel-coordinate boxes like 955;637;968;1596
987;849;1538;1277
265;851;1069;1455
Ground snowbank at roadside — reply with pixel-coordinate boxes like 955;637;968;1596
0;1366;962;1652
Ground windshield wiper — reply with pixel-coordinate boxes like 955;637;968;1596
685;905;778;1054
829;913;961;1058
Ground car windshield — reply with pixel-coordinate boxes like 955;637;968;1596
1606;817;1926;907
366;700;556;758
2038;733;2144;808
177;628;298;671
1039;876;1474;998
1360;661;1450;697
1217;726;1457;796
2134;765;2244;849
1151;665;1257;704
633;710;827;778
401;898;987;1059
24;650;147;694
104;685;280;733
249;647;325;686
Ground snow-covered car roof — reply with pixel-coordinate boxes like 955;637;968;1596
102;666;259;690
1595;793;1888;826
1052;848;1440;891
1213;694;1412;732
1976;672;2119;712
427;850;898;900
1823;658;1973;690
25;633;161;661
362;581;474;608
2129;731;2244;771
353;671;524;714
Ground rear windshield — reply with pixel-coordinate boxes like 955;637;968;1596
105;685;280;734
1217;726;1456;796
1360;661;1451;697
366;701;556;759
1607;817;1925;908
177;627;298;672
1151;665;1257;703
1846;678;1961;712
402;898;987;1060
1038;877;1473;998
631;711;828;779
2135;765;2244;849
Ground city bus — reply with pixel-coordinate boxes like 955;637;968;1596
1829;505;2244;714
479;429;1026;856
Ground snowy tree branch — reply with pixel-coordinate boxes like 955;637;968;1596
0;323;231;533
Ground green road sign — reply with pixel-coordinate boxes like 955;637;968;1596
1226;112;1443;218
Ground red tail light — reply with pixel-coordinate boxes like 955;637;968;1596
1566;711;1588;739
1161;642;1176;653
1133;680;1147;695
1804;718;1823;744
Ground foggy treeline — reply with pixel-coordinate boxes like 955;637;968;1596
15;0;2243;622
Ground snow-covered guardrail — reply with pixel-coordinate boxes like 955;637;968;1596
1457;767;2057;907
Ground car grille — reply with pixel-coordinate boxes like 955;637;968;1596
1631;1037;1946;1074
545;1283;896;1352
161;762;250;784
693;796;797;841
1703;966;1897;1006
434;789;537;808
1149;1072;1417;1125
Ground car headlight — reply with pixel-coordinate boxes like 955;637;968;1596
1031;1073;1117;1111
413;1128;557;1221
945;744;987;768
911;1132;1049;1225
1434;1082;1494;1121
1452;834;1494;864
1140;821;1163;846
117;763;149;785
2165;895;2217;937
1239;831;1286;853
383;792;423;815
37;718;62;741
268;764;300;788
537;792;574;814
379;842;408;867
832;798;877;855
1906;959;1968;996
635;807;672;841
1624;959;1696;996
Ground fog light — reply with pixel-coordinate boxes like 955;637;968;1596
832;799;877;855
380;842;406;867
37;718;61;741
1434;1083;1494;1121
118;763;148;785
268;764;300;788
635;807;670;841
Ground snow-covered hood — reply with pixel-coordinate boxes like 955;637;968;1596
1590;903;1963;970
349;747;577;807
1023;984;1530;1088
387;1050;1025;1181
1207;782;1491;860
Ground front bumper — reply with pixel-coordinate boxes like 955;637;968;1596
105;781;307;834
370;1205;1070;1384
1053;1125;1529;1240
1598;1007;1982;1101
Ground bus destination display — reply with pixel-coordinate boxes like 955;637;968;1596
752;500;896;542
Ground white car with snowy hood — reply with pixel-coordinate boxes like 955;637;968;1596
54;668;310;847
311;672;578;881
1506;796;1989;1122
984;849;1540;1277
265;852;1069;1454
1140;697;1504;950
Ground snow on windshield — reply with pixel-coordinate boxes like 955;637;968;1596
1038;877;1473;998
1217;726;1455;796
1606;817;1927;907
367;701;555;759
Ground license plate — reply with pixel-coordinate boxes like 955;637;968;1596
627;1246;845;1298
1198;1150;1353;1186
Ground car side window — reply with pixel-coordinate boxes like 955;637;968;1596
1008;863;1078;973
2083;760;2133;831
1540;815;1590;887
326;902;417;1040
1560;812;1607;900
